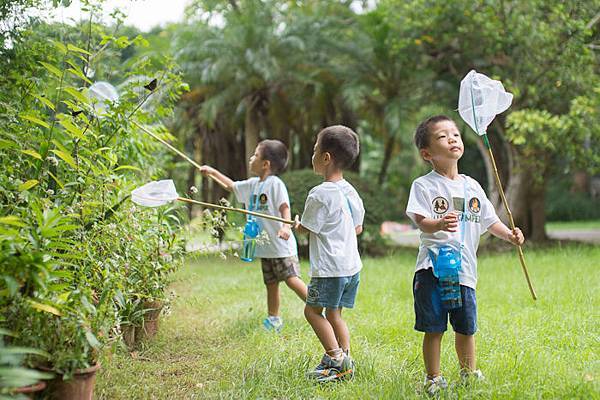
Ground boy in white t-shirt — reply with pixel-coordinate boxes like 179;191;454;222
405;115;524;395
293;125;365;383
200;140;307;332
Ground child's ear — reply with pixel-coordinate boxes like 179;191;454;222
323;152;332;164
419;148;431;161
263;159;271;170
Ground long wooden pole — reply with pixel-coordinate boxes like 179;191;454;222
483;134;537;300
132;121;230;189
132;121;201;169
177;197;294;225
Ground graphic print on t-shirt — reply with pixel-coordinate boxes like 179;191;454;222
452;196;465;212
469;197;481;213
432;197;449;214
250;193;269;212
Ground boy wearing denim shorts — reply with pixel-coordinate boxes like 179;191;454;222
406;115;524;395
293;125;365;383
200;140;307;332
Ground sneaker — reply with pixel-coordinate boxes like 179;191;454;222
460;369;485;384
307;353;354;383
423;375;448;396
262;316;283;332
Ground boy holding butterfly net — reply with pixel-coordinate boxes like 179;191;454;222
200;140;307;332
406;115;524;395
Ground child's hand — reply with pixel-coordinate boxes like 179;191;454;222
438;211;459;232
199;165;215;176
292;215;301;231
508;227;524;246
278;225;291;240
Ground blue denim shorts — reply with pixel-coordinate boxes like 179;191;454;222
306;272;360;309
413;268;477;335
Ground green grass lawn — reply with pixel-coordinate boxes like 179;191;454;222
96;245;599;399
545;220;600;231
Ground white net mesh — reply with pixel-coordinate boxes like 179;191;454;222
458;70;513;136
87;81;119;115
131;180;179;207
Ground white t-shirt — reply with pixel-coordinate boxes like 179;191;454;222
301;179;365;278
233;175;297;259
405;171;500;289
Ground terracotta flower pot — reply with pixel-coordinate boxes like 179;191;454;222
46;363;101;400
136;301;163;342
121;324;136;348
12;381;46;399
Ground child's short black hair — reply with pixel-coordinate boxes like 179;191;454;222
317;125;360;169
258;139;289;175
414;115;455;149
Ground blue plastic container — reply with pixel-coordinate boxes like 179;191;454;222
240;217;260;262
429;246;462;309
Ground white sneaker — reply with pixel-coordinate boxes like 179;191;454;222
460;369;485;383
262;316;283;332
423;375;448;396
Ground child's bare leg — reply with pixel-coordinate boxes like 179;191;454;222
266;282;280;316
455;332;476;371
304;305;338;352
423;332;444;377
325;308;349;352
285;276;307;302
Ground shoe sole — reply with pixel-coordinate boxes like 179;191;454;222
315;368;354;383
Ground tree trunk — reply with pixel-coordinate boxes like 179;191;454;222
244;98;260;177
378;132;396;185
498;146;548;241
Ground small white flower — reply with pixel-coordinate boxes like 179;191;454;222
46;189;54;196
189;186;198;194
46;156;59;166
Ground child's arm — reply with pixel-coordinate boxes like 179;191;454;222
199;165;234;192
414;211;460;233
292;215;311;235
488;222;525;246
355;225;363;235
277;203;292;239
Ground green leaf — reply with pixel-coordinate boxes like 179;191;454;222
18;179;39;191
85;331;101;349
28;300;61;316
58;118;86;140
51;39;68;54
0;139;17;149
39;61;62;78
67;43;91;55
67;68;92;85
48;170;65;189
64;87;89;105
20;113;50;129
0;216;25;227
21;149;42;160
114;165;141;172
51;149;77;169
32;94;56;111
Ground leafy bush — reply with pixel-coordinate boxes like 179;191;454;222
545;177;600;221
0;17;188;377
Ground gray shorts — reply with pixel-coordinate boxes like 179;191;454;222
261;256;300;284
306;272;360;309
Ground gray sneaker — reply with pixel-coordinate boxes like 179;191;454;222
307;353;354;383
460;369;485;384
423;375;448;396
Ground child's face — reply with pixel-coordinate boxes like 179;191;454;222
311;140;328;176
249;145;268;175
420;120;464;164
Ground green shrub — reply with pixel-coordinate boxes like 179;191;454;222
545;187;600;221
